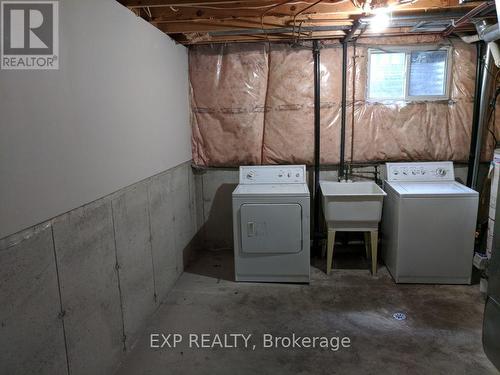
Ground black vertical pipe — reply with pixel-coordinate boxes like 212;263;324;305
339;41;347;180
467;41;484;187
313;40;321;255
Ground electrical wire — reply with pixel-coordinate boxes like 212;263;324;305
291;0;324;41
170;1;312;11
485;70;500;148
351;0;362;9
260;0;297;42
292;0;349;44
486;91;499;147
487;106;497;146
294;20;305;44
170;0;353;10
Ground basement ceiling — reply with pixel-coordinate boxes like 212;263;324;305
116;0;497;44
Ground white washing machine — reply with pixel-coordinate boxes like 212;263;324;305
232;165;310;283
382;162;479;284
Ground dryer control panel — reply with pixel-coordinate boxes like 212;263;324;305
239;165;306;184
386;162;455;182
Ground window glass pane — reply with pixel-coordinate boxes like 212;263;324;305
368;52;406;99
408;50;447;97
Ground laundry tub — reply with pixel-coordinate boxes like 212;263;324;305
320;181;386;230
319;181;387;275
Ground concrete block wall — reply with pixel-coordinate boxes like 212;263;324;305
0;161;197;375
194;169;239;252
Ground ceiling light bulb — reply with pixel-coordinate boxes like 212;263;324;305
369;10;391;32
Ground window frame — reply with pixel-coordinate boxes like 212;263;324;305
366;46;452;102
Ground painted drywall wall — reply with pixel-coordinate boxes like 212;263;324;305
0;0;190;238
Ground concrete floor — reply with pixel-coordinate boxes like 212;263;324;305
116;247;499;375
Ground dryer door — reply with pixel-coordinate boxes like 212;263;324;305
240;203;303;254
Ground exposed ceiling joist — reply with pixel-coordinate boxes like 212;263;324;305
154;16;352;33
121;0;289;8
174;25;463;43
138;0;475;20
116;0;496;44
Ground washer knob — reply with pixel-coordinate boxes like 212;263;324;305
436;168;447;177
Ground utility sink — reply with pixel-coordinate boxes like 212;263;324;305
320;181;387;230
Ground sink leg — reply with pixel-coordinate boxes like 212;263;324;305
327;229;336;275
364;232;370;259
370;230;378;275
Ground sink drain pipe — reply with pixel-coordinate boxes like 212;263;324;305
339;19;365;181
313;40;322;255
467;41;484;187
339;40;347;181
471;43;495;190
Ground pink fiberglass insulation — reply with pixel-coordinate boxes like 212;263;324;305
189;36;498;167
262;45;315;164
189;43;268;166
347;37;476;163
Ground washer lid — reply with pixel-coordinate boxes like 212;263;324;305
386;181;478;198
233;183;310;197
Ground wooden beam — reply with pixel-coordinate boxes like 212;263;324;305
149;2;363;22
119;0;336;8
175;25;452;44
176;30;346;43
144;0;480;27
121;0;479;12
154;7;474;33
155;16;353;33
115;0;488;45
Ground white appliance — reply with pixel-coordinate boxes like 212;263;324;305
487;149;500;259
232;165;310;283
382;161;479;284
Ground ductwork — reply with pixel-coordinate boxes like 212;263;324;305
490;41;500;66
467;19;500;189
479;23;500;43
442;1;495;37
476;21;500;42
474;20;500;65
459;33;481;43
471;44;494;189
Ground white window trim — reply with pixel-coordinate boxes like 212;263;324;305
366;46;452;103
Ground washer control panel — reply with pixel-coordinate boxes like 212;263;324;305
386;162;455;182
239;165;306;184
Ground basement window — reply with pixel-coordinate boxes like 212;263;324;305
367;48;451;101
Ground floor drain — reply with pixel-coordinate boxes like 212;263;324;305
393;312;407;321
